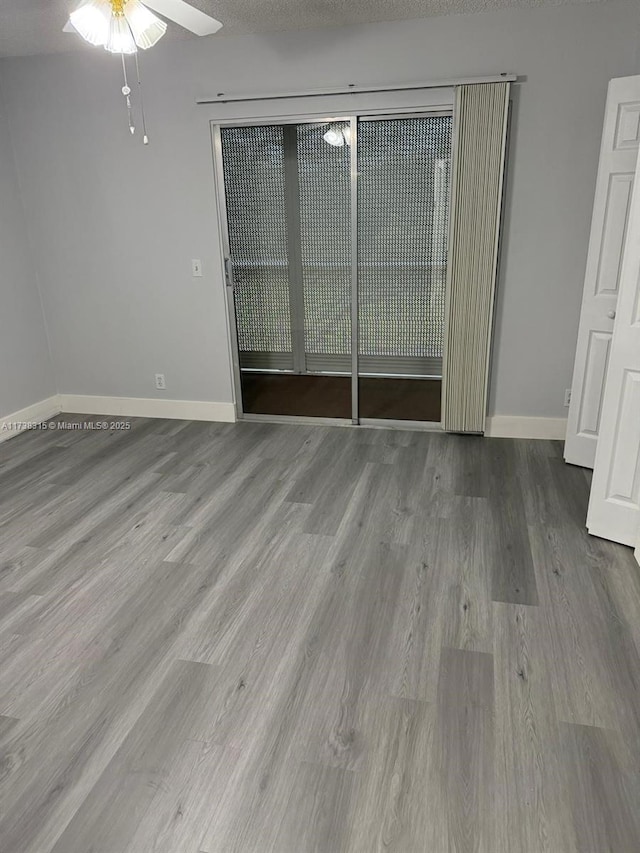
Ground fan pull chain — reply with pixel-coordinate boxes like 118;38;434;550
134;52;149;145
120;53;135;135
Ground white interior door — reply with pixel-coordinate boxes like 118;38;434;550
587;149;640;548
565;76;640;468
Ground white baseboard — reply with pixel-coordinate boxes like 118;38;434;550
0;395;62;444
57;394;236;423
485;415;567;440
0;396;565;441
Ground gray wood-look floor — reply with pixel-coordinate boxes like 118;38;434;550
1;415;640;852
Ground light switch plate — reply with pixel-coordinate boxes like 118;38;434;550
192;259;203;277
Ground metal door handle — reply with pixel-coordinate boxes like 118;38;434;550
607;310;616;320
224;257;235;289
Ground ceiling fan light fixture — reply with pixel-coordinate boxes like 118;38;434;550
64;0;223;145
105;13;138;54
69;0;111;47
125;1;167;49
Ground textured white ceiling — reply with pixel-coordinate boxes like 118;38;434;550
0;0;602;58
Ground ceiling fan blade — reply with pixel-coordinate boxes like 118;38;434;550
142;0;222;36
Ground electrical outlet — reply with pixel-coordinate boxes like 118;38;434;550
564;388;572;407
191;259;203;278
155;373;166;391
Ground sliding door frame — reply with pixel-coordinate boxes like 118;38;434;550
211;104;452;427
349;116;359;424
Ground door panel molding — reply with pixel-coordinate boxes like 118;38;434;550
604;368;640;505
614;101;640;150
577;329;612;436
594;172;634;296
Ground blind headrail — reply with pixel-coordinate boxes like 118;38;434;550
196;74;518;105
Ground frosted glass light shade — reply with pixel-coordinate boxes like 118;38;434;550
125;0;167;49
323;127;345;147
323;125;352;147
69;0;167;54
106;14;137;54
69;0;111;46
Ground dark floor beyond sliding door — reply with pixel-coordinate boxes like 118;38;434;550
357;115;451;422
218;113;451;422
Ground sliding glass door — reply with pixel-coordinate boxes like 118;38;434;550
216;111;452;423
357;115;451;422
219;119;353;418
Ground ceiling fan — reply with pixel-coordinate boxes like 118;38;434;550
64;0;223;54
63;1;223;143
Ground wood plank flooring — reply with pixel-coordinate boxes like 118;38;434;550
0;414;639;852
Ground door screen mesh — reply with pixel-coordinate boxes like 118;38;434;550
357;116;452;363
220;116;451;375
296;122;351;357
220;125;292;355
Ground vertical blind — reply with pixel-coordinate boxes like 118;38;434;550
442;82;511;433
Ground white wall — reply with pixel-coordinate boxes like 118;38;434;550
0;0;638;417
0;83;55;418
